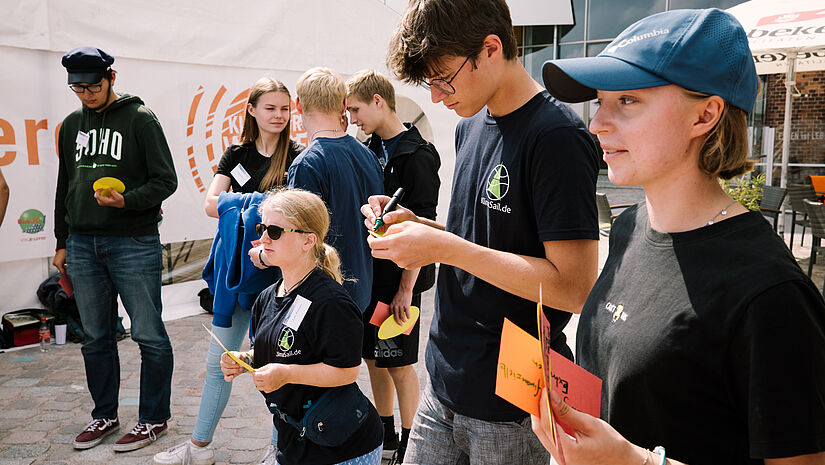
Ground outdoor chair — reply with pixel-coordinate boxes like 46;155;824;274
596;192;633;236
803;199;825;292
810;175;825;197
787;183;818;252
758;185;786;232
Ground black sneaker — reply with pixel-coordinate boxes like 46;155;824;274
382;431;399;459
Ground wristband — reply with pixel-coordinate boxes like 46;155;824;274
243;352;253;366
258;250;267;267
653;446;666;465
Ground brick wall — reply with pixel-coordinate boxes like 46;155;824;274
764;70;825;182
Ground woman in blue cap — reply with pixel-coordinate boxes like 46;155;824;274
535;8;825;465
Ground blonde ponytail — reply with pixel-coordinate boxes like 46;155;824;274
318;243;343;284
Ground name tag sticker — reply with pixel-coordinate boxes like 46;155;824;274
76;131;90;149
230;164;252;186
284;295;312;330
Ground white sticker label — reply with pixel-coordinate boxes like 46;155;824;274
76;131;90;149
283;295;312;331
230;163;252;186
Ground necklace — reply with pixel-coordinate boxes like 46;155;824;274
310;128;343;141
280;267;315;296
707;200;738;226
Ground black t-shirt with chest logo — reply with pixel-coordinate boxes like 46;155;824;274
427;90;600;422
250;269;382;465
578;204;825;463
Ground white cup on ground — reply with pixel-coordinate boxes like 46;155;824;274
55;323;67;345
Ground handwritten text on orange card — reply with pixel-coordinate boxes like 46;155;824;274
495;318;544;416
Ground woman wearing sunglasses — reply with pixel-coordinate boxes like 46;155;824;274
221;188;383;465
532;8;825;465
155;77;302;465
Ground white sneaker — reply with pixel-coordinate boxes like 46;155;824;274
257;444;278;465
153;440;215;465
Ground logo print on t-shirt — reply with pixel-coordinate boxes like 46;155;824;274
605;302;628;322
485;164;510;201
277;327;295;351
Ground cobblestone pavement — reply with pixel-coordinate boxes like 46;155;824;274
0;287;437;465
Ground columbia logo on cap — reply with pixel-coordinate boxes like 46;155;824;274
607;28;670;53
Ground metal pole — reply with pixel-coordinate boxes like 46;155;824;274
780;50;797;189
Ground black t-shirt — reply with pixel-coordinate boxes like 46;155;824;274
215;140;303;193
377;130;404;167
250;269;382;465
578;204;825;463
427;91;600;421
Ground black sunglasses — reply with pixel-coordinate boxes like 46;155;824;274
255;223;310;240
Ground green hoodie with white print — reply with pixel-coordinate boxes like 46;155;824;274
54;93;178;248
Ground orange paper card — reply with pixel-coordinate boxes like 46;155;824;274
495;318;544;416
368;301;413;335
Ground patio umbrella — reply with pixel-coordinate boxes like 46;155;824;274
727;1;825;188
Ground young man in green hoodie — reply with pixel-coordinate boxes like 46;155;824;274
53;46;178;453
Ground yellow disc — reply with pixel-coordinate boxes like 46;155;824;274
378;306;420;340
92;177;126;195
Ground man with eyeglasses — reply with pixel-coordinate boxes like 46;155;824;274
53;46;178;453
362;0;600;463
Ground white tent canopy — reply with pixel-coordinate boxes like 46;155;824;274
0;0;460;315
727;1;825;188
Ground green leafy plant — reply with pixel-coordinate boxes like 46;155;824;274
720;173;765;211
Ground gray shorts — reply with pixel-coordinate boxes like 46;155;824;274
403;383;551;465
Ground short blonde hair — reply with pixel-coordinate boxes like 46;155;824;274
346;69;397;112
683;89;754;180
259;188;343;283
296;67;346;115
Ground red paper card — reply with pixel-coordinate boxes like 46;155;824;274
541;307;602;436
59;272;73;297
368;301;413;335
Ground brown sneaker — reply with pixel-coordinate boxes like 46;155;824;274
113;421;168;452
74;418;120;449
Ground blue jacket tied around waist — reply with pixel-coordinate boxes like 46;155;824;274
202;192;280;327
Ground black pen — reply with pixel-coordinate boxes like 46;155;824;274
373;187;405;231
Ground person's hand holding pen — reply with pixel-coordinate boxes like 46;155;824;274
362;191;455;270
361;194;417;234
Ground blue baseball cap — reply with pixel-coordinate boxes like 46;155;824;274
542;9;758;113
61;46;115;84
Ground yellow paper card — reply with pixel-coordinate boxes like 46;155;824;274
537;283;556;445
202;323;255;372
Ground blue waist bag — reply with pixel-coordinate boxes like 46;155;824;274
268;383;370;447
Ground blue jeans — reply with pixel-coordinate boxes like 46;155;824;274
66;234;173;424
193;307;277;445
275;445;382;465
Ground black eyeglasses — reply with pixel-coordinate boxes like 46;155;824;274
255;223;310;240
423;56;471;95
69;83;104;94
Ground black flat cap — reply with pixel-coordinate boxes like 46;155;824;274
62;46;115;84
